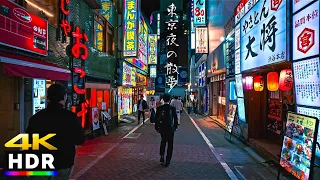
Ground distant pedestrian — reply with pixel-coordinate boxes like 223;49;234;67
137;94;148;124
26;84;85;180
149;97;157;123
170;96;183;125
193;97;198;115
155;94;178;167
186;98;193;114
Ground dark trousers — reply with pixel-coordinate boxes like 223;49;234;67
138;110;145;124
194;106;197;114
160;131;174;163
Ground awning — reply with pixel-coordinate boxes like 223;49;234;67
0;52;70;81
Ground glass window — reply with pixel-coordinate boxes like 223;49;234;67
23;0;58;27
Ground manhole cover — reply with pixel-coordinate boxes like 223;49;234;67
124;133;141;139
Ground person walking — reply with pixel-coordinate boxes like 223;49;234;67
155;94;178;167
149;97;157;123
170;96;183;125
137;94;148;124
186;98;193;114
26;84;85;180
193;97;198;115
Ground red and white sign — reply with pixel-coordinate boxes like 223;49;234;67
234;0;245;24
293;1;319;60
0;0;48;56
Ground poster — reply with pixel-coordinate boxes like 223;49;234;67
293;57;320;107
235;74;244;98
196;27;208;53
292;1;319;61
123;0;138;57
297;106;320;158
227;104;237;133
237;98;246;122
92;107;100;131
280;112;318;180
240;0;287;72
33;79;46;115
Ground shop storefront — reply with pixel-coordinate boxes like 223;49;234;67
209;73;226;124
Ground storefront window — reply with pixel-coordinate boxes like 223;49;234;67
23;0;58;27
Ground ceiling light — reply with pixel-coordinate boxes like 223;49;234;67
25;0;54;17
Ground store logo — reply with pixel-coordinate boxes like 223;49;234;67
271;0;283;11
297;28;315;54
13;8;32;23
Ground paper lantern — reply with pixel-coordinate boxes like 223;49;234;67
279;69;293;91
254;76;264;91
245;76;253;90
267;72;279;91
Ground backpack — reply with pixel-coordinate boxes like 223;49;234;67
158;106;174;132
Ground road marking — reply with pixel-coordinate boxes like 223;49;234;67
71;143;119;180
122;117;149;139
185;109;239;180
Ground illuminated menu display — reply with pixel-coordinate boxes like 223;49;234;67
235;74;244;98
293;57;320;108
33;79;46;115
237;98;246;122
280;112;318;180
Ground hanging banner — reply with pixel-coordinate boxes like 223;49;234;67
178;67;188;85
292;1;319;61
101;0;115;26
123;0;138;57
196;27;208;53
280;112;319;180
240;0;287;72
0;0;48;56
193;0;206;26
155;74;166;88
138;15;148;65
148;34;157;64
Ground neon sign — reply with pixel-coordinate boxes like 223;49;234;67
148;34;157;64
123;0;138;57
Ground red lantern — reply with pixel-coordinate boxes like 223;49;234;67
254;76;264;91
267;72;279;91
245;76;253;90
279;69;293;91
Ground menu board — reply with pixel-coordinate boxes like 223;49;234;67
235;74;244;98
33;79;46;115
227;104;237;133
293;57;320;108
237;98;246;122
297;106;320;159
280;112;319;180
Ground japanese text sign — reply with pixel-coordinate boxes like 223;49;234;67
293;0;314;14
292;1;319;61
194;0;206;25
101;0;114;26
150;65;157;78
235;0;245;24
280;112;318;180
148;34;157;64
138;15;148;65
237;98;246;122
0;0;48;56
240;0;287;72
196;27;208;53
123;0;138;57
122;61;136;86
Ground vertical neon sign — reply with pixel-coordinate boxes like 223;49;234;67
123;0;138;57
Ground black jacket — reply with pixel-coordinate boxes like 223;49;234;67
26;103;85;170
137;99;148;110
155;104;178;133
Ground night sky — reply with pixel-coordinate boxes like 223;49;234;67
141;0;160;18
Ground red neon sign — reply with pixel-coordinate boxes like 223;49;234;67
60;0;70;15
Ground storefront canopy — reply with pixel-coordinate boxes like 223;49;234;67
0;52;70;81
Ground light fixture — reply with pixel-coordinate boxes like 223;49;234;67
220;36;225;42
25;0;54;17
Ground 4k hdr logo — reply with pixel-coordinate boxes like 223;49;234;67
4;134;57;171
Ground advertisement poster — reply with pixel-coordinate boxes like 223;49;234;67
292;1;319;61
297;106;320;159
235;74;244;98
237;98;246;122
0;0;48;56
293;57;320;108
122;62;136;86
196;27;208;53
92;107;100;131
118;87;132;115
280;112;318;180
240;0;287;72
227;104;237;133
138;15;148;65
193;0;206;25
229;81;237;101
33;79;46;115
123;0;138;57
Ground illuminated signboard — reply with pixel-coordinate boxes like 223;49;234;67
297;106;320;159
293;0;314;13
125;58;148;72
240;0;287;72
138;15;148;65
293;57;320;108
229;81;237;101
235;74;244;98
148;34;157;64
280;112;318;180
122;61;136;86
237;98;246;122
150;65;157;78
0;0;48;56
292;1;319;61
157;13;160;40
244;0;259;14
234;0;245;24
193;0;206;25
195;27;208;53
123;0;138;57
101;0;114;25
32;79;46;115
94;21;103;51
235;24;241;50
